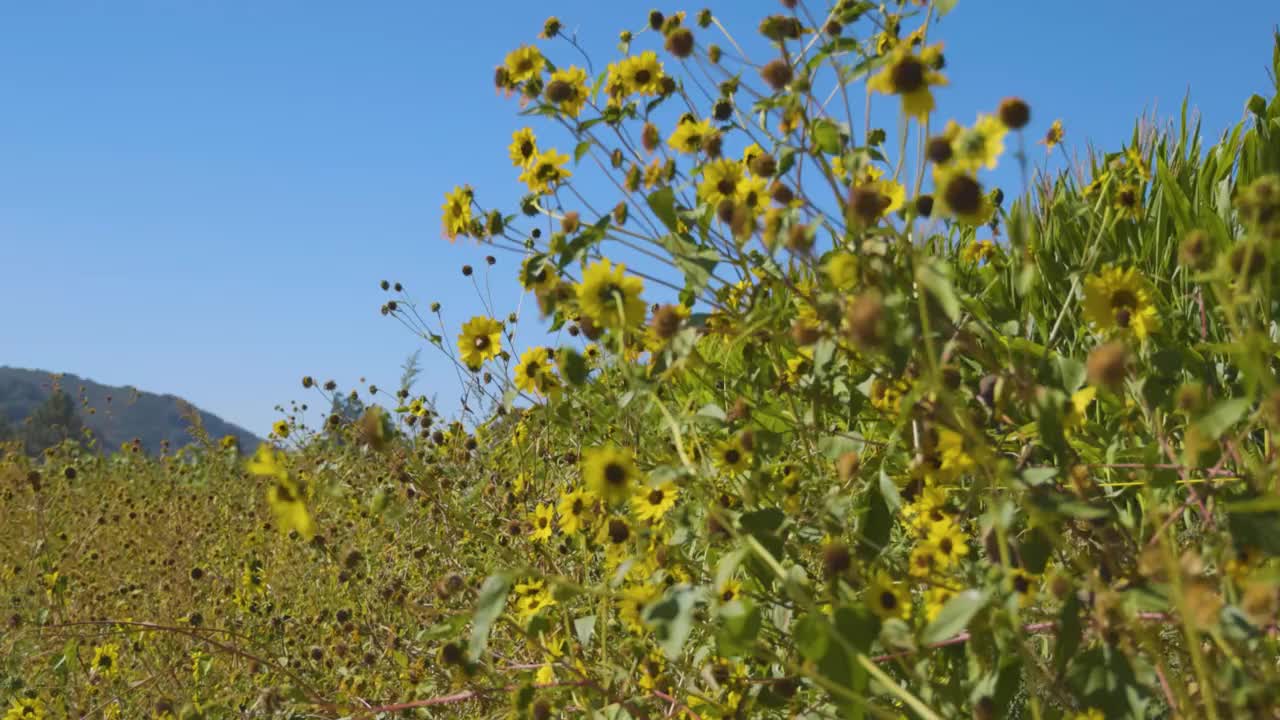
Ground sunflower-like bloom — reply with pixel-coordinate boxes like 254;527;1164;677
925;518;970;569
866;571;912;620
632;481;678;523
4;697;47;720
944;114;1007;172
91;643;121;679
528;503;555;543
519;149;572;195
514;346;561;398
924;586;957;622
509;128;538;168
248;444;316;540
737;174;769;216
668;117;715;154
582;445;642;504
556;488;595;536
547;65;590;117
847;180;906;226
576;258;646;331
933;168;994;226
504;45;544;84
698;159;746;207
867;43;947;120
1114;182;1145;221
271;420;289;438
441;185;473;241
713;435;753;474
457;315;503;369
520;255;559;294
960;239;998;265
614;51;665;97
1040;119;1065;151
1082;266;1159;340
1008;568;1039;607
617;584;659;634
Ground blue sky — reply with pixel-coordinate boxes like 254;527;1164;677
2;1;1276;438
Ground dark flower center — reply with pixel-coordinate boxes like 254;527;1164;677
633;69;652;85
520;141;534;158
608;518;630;543
604;462;628;486
474;335;490;350
1110;289;1138;310
1013;575;1030;594
717;178;736;196
939;538;953;555
723;448;741;465
879;590;898;610
890;56;925;93
598;283;623;306
648;489;665;505
943;174;983;215
572;498;584;514
721;589;736;602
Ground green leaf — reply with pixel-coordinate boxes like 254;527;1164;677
1055;594;1082;676
558;348;588;385
921;589;988;644
793;613;830;661
1196;397;1251;439
1021;467;1058;487
1157;156;1194;231
861;478;892;557
468;573;510;661
715;599;762;656
574;614;596;648
644;586;698;659
573;140;591;164
657;232;721;297
646;187;679;231
740;507;786;536
811;119;843;155
916;261;961;323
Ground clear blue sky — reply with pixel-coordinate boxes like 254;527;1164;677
2;1;1276;438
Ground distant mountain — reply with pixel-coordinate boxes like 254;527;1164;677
0;366;262;455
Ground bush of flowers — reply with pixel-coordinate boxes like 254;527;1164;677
6;2;1280;718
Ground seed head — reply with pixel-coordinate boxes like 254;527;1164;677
651;304;686;339
997;97;1031;130
1086;342;1130;389
926;136;953;164
665;27;695;58
822;542;851;577
846;292;885;349
943;174;983;216
760;58;793;91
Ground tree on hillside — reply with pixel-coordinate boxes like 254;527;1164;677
0;413;13;443
22;390;87;455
